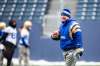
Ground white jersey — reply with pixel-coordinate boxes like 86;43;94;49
4;26;17;45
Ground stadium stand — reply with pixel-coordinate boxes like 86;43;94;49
0;0;48;23
75;0;100;20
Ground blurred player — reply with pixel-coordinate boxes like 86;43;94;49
2;20;17;66
0;22;7;66
0;22;7;41
51;8;84;66
19;20;32;66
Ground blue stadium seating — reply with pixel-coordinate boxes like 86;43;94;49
0;0;48;23
75;0;100;20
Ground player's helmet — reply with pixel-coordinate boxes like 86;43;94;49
24;20;32;30
9;19;16;28
0;22;6;29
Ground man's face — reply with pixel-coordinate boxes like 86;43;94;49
13;22;16;26
61;15;69;22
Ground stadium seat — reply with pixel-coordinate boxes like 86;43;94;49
0;0;48;22
75;0;100;20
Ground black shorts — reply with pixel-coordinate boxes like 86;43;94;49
2;41;16;59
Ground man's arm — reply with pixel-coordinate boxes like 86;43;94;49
71;23;83;48
71;23;84;56
0;30;8;42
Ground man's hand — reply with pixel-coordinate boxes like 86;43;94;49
0;44;5;50
51;31;60;41
75;48;84;56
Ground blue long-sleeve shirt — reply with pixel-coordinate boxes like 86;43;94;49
59;18;83;51
19;29;30;47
